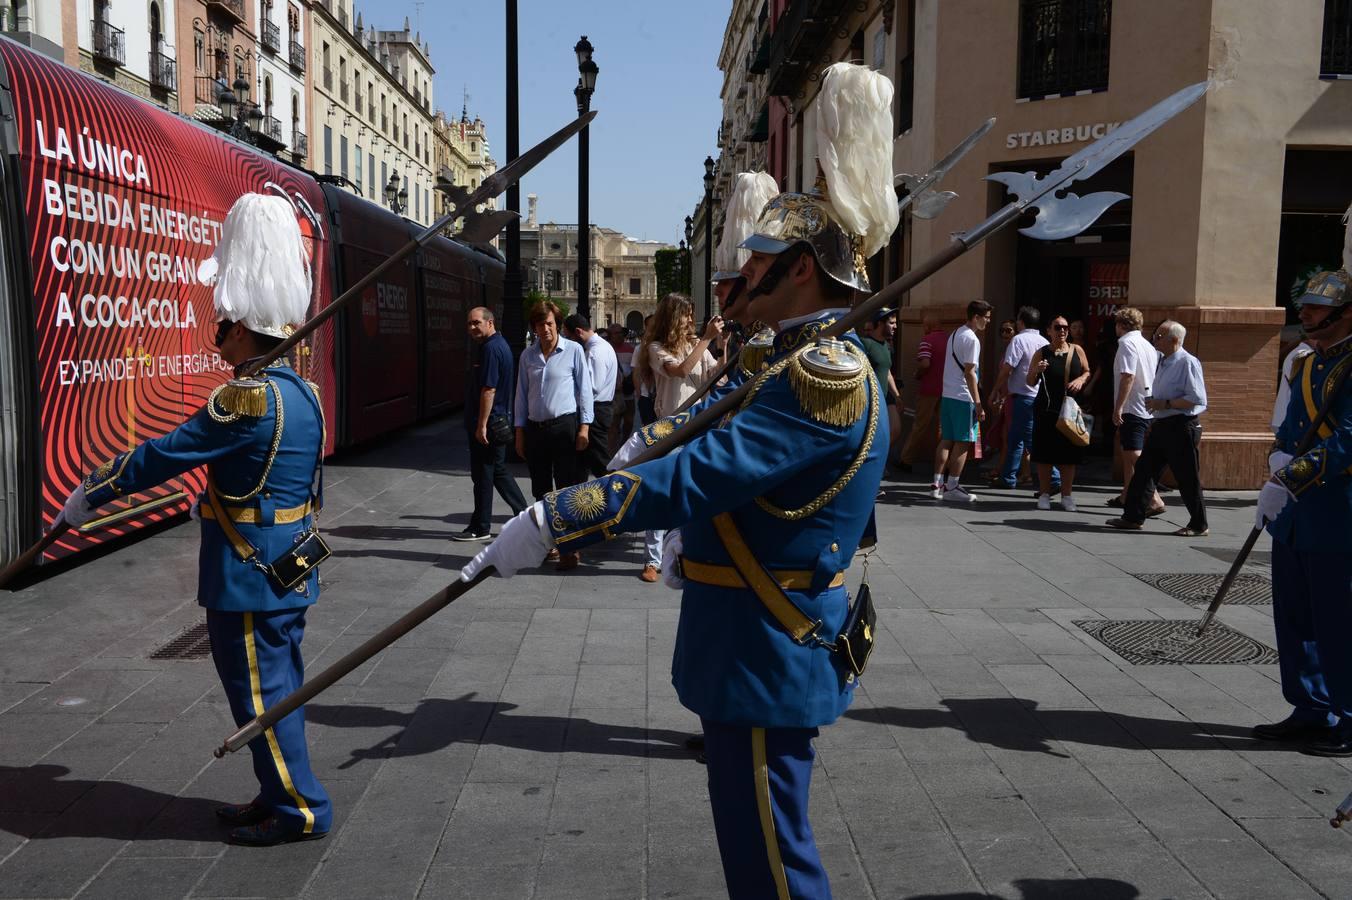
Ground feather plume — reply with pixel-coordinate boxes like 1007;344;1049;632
815;63;900;259
198;194;312;338
1342;202;1352;273
715;172;780;275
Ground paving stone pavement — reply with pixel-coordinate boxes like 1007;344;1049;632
1;418;1349;899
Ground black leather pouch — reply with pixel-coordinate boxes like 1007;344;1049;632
267;530;332;590
487;413;513;446
835;583;876;677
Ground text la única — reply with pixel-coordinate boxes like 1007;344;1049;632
36;120;150;186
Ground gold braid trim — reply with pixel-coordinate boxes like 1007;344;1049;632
212;380;286;503
756;368;879;521
785;343;869;427
739;342;771;378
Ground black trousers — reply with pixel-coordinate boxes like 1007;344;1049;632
581;401;613;478
467;433;527;533
1124;415;1208;529
524;413;582;502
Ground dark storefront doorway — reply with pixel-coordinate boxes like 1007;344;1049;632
1278;149;1352;332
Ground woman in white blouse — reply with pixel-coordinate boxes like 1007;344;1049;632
630;294;723;581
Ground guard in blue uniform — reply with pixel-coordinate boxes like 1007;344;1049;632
63;194;332;845
465;63;899;898
1255;259;1352;756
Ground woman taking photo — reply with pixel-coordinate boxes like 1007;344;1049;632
1027;316;1091;511
632;293;723;582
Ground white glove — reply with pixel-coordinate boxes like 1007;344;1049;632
62;484;95;528
608;430;645;471
1255;480;1294;529
189;494;202;521
1268;451;1294;476
460;502;551;581
661;529;685;590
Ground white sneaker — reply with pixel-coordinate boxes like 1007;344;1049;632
1036;493;1051;511
930;483;944;500
1060;495;1077;512
942;485;976;504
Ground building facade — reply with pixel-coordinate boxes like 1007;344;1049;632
432;106;497;228
709;0;1352;489
526;213;670;333
310;1;436;224
254;0;309;164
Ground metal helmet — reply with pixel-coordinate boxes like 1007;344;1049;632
1297;269;1352;309
738;63;899;295
740;187;871;291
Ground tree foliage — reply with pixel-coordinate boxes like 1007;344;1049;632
655;248;692;299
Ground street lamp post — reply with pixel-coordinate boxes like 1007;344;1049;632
575;35;598;320
216;75;264;143
503;0;525;356
702;156;715;320
383;172;407;214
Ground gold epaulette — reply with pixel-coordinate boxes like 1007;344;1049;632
211;377;269;418
786;339;869;427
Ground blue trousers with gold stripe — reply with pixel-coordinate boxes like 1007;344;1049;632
1271;541;1352;728
207;608;332;835
702;720;830;899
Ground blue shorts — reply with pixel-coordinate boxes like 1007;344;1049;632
940;397;980;443
1119;413;1150;451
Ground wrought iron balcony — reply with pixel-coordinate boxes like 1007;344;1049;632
1322;0;1352;76
261;21;281;53
195;75;222;107
259;115;283;143
288;40;306;72
1017;0;1112;99
206;0;245;25
91;18;125;66
149;49;177;91
293;131;308;159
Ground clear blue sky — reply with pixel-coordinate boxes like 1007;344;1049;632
361;0;729;245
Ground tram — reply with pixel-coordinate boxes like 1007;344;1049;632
0;37;502;565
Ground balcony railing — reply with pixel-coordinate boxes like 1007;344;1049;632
1017;0;1112;99
1322;0;1352;76
260;115;283;143
322;66;332;90
149;49;177;91
261;21;280;53
91;18;125;66
206;0;245;24
288;39;306;72
293;131;308;159
195;75;222;107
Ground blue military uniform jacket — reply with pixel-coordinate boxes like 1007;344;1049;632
1269;335;1352;552
546;312;886;728
82;360;325;612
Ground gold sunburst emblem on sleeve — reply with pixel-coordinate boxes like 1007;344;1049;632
566;483;609;521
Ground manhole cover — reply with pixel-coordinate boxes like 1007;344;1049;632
1132;573;1271;607
1075;619;1278;665
149;623;211;660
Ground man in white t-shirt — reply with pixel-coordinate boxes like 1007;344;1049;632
1110;307;1161;511
991;306;1049;489
932;299;992;503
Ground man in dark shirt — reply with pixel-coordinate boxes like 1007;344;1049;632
457;306;528;541
861;307;902;470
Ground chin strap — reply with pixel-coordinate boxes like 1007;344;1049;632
745;244;810;303
1304;304;1348;335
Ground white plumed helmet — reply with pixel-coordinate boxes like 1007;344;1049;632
713;172;780;282
197;193;312;339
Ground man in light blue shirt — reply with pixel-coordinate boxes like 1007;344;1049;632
1107;320;1209;535
514;301;593;570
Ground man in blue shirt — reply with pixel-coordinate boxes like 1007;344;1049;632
1107;319;1209;535
514;300;593;569
457;306;528;541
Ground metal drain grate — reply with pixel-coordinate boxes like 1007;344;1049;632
149;623;212;660
1132;572;1272;607
1075;619;1278;665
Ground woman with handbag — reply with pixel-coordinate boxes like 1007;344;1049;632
1027;317;1091;511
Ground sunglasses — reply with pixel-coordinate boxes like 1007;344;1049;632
1051;324;1069;331
214;320;234;347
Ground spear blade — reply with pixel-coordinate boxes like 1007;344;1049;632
895;116;996;220
979;81;1209;241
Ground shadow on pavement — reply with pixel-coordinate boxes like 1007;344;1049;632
850;697;1260;756
0;764;226;843
307;695;695;768
906;876;1138;899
